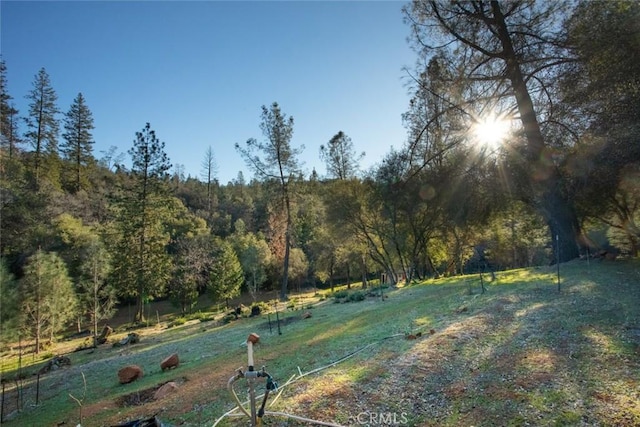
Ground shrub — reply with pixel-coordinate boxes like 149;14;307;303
252;301;270;314
168;317;187;328
222;313;237;324
189;312;216;323
346;291;366;302
332;290;349;300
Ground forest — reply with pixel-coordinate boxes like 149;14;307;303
0;1;638;354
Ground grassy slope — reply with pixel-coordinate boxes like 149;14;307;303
1;259;639;426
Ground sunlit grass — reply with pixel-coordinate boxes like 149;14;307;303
1;259;639;426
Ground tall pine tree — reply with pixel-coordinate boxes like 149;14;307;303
24;68;60;187
235;102;302;300
61;92;95;192
112;123;172;322
0;59;22;159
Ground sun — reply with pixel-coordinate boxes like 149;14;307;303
471;113;511;149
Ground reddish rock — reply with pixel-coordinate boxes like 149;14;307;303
160;353;179;371
118;365;143;384
154;381;179;400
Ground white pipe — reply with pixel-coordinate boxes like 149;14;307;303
247;341;254;368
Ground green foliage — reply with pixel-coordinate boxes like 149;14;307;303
332;289;349;299
331;289;367;303
229;219;272;295
250;301;270;315
562;1;640;255
235;102;303;300
19;250;78;353
24;67;60;187
168;234;211;314
207;240;243;305
61;92;95;193
78;238;115;340
111;123;173;322
0;258;19;343
0;59;22;158
168;316;187;328
319;130;364;180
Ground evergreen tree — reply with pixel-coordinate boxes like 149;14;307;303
201;145;218;217
111;123;172;322
0;59;22;159
0;258;19;345
208;240;243;308
61;92;95;192
19;250;78;353
320;131;364;180
24;68;60;187
235;102;303;300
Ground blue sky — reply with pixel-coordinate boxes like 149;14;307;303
1;1;416;184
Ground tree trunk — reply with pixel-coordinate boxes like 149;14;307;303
491;1;580;262
361;254;368;289
135;295;144;323
540;184;581;262
281;188;292;301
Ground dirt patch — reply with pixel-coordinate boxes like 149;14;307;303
115;377;189;407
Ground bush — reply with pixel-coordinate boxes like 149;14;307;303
222;313;237;324
251;301;270;315
168;317;187;328
287;298;299;310
332;290;349;300
189;312;216;323
332;289;367;303
346;291;367;302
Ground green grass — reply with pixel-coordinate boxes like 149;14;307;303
1;259;639;426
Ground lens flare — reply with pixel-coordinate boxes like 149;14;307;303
471;113;511;149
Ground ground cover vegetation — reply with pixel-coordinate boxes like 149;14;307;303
0;260;638;426
0;0;639;424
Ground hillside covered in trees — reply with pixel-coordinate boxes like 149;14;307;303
1;0;639;353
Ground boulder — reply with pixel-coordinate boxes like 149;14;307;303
113;332;141;348
301;311;312;319
38;355;72;375
160;353;179;371
154;381;179;400
118;365;143;384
